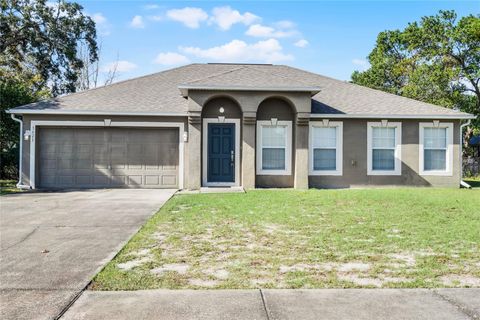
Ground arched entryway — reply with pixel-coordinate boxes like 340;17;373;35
201;97;242;187
256;97;296;188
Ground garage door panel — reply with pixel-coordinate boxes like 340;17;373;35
111;175;126;186
57;175;74;185
58;159;74;170
93;175;110;186
38;127;179;189
144;175;160;185
162;175;177;186
40;175;56;186
94;162;109;169
127;144;144;170
42;159;57;169
111;131;127;143
40;144;56;155
59;144;74;155
127;175;142;185
76;175;92;185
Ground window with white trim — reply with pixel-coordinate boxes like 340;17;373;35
367;122;402;175
419;122;453;176
256;120;292;175
309;121;343;175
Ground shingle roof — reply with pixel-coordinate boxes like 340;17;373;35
9;63;474;119
180;65;320;92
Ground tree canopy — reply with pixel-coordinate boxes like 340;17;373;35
351;10;480;128
0;0;98;179
0;0;98;96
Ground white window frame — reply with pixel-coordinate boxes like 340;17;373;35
367;121;402;176
256;120;292;175
419;122;453;176
309;121;343;176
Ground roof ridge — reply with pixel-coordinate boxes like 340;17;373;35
182;65;247;85
185;65;316;88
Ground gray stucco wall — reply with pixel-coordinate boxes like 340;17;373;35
309;119;462;188
17;109;463;190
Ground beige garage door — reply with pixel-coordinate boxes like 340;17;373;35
38;127;179;189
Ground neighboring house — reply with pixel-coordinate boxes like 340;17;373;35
7;63;475;190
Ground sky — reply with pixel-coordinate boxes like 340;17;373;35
78;0;479;84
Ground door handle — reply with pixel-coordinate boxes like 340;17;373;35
230;150;234;165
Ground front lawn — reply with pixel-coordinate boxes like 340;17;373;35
92;188;480;290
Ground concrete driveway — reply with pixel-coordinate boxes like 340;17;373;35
0;189;175;320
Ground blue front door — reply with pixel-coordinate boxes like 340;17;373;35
208;123;235;183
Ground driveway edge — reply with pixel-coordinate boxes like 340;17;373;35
432;289;479;319
55;190;177;319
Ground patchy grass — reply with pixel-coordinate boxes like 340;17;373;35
0;180;22;195
92;188;480;290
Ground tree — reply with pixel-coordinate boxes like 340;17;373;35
352;10;480;128
0;0;99;178
0;0;98;96
0;70;49;179
76;44;122;90
76;41;100;91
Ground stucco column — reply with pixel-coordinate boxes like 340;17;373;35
187;112;201;190
242;112;256;189
294;113;310;189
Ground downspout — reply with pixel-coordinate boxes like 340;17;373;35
10;114;31;189
459;119;471;188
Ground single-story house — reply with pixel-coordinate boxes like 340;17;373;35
7;63;475;190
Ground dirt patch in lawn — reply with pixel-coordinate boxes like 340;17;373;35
92;189;480;290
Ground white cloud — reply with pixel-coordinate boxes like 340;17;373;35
180;38;293;63
91;13;106;25
294;39;309;48
352;58;369;70
144;4;160;10
166;7;208;29
148;15;163;22
274;20;295;29
101;60;137;73
245;24;297;38
90;13;110;36
130;15;145;29
209;6;260;30
153;52;190;65
245;24;274;37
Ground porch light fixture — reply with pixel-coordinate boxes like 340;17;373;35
24;130;31;141
219;107;225;114
183;131;188;142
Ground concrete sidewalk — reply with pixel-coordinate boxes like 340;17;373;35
62;288;479;320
